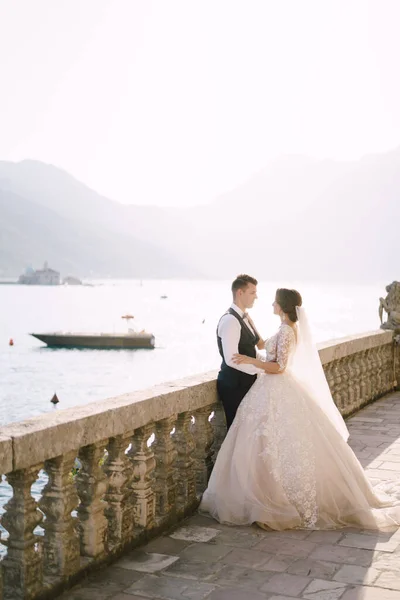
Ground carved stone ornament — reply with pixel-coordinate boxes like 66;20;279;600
379;281;400;333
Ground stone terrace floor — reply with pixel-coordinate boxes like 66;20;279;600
61;391;400;600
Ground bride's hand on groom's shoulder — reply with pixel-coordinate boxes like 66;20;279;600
233;353;254;365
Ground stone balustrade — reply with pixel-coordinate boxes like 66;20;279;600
319;329;398;415
0;329;398;600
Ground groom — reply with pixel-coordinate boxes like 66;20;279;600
217;274;265;429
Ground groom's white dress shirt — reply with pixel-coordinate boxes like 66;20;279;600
218;303;264;375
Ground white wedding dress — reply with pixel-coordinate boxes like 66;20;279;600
200;318;400;530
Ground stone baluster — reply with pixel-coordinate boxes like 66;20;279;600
379;346;388;392
104;434;135;551
395;342;400;389
153;417;177;522
391;342;398;389
39;452;80;579
174;412;196;515
359;350;368;405
1;466;43;600
353;353;362;409
323;362;335;401
378;344;386;393
326;362;338;409
370;348;379;400
388;343;396;390
120;436;137;547
339;359;350;413
382;345;393;393
129;425;156;529
192;406;214;496
153;417;177;526
76;442;108;559
347;354;356;412
211;402;227;461
332;359;341;409
375;345;383;396
365;349;373;402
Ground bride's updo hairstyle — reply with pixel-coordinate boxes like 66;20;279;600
276;288;302;322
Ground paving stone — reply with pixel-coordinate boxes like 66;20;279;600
260;572;310;596
208;564;273;590
308;544;377;566
209;529;264;549
287;558;339;579
357;528;400;541
302;578;347;600
380;461;400;471
112;595;148;600
185;514;231;530
60;588;116;600
87;567;144;588
371;551;400;570
269;597;307;600
341;586;400;600
373;570;400;590
254;537;316;558
365;469;398;480
359;459;383;468
142;536;192;555
307;531;345;544
115;552;179;573
378;453;400;462
348;443;367;451
220;548;272;569
179;543;232;562
163;559;224;581
170;525;220;542
350;418;384;423
124;574;215;599
361;446;389;457
333;564;380;585
261;555;296;573
353;450;376;459
384;447;400;456
267;530;311;540
353;436;390;447
339;533;400;552
208;589;269;600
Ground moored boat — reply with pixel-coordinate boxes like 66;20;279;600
30;331;155;349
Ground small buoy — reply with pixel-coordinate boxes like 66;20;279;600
50;393;59;405
9;338;14;346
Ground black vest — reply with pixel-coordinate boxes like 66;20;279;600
217;308;260;385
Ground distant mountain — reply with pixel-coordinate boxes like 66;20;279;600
0;151;399;281
0;185;198;278
206;150;400;280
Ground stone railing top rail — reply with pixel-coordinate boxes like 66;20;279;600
0;371;219;473
317;329;393;363
0;329;394;474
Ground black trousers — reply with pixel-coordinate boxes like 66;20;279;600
217;372;256;430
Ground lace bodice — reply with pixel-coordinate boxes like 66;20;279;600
265;323;296;371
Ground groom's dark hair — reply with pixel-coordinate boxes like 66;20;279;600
231;274;258;293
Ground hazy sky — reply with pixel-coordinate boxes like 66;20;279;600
1;0;400;206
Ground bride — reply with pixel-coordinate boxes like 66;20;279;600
200;288;400;530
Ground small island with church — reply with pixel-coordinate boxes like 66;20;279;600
18;261;82;285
